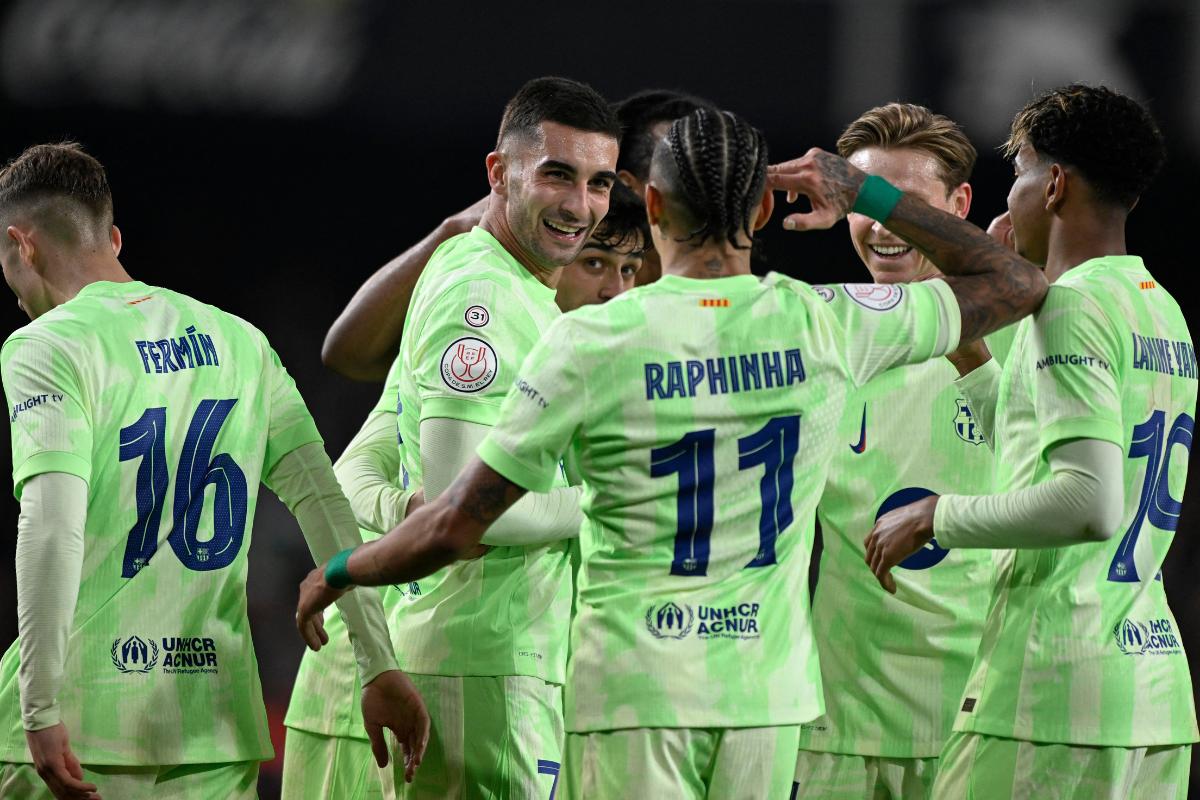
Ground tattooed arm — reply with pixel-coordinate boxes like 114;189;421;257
766;149;1047;342
294;458;524;625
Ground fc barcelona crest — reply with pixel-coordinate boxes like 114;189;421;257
954;398;986;445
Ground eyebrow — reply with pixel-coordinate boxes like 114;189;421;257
541;160;618;183
585;241;646;256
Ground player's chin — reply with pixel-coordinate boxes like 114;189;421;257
868;257;921;285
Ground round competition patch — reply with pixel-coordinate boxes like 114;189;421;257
813;285;836;303
441;337;497;393
464;305;490;328
843;283;903;311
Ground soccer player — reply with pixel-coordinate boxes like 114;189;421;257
294;106;1047;798
291;76;621;799
793;103;1011;799
612;89;710;286
0;143;427;800
865;85;1197;798
282;166;648;800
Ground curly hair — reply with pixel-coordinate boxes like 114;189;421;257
650;107;768;249
1003;84;1165;209
591;180;649;253
836;102;976;191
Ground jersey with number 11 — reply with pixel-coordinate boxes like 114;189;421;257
0;280;322;765
479;272;961;732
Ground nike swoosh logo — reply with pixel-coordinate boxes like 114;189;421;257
849;404;867;453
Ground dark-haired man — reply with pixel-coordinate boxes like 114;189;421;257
0;143;427;800
866;85;1197;798
286;76;620;799
294;106;1048;799
613;89;710;285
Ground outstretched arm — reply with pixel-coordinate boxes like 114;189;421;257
297;458;525;621
767;150;1047;343
323;198;487;381
863;438;1123;593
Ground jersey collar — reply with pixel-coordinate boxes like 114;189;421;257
74;279;153;299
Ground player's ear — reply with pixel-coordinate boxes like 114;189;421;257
7;225;36;269
618;169;644;197
486;151;508;197
751;187;774;232
645;183;664;227
1045;163;1067;212
110;225;122;256
950;182;972;220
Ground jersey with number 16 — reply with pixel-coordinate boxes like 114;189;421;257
0;280;322;766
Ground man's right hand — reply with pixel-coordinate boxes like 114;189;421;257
361;669;431;783
25;724;99;800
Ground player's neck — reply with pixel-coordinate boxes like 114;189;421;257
47;252;134;308
1044;210;1128;284
661;241;753;280
480;206;560;289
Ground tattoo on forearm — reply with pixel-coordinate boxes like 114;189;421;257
445;466;523;525
885;195;1047;342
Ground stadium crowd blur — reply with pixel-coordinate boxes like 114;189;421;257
1;0;1197;796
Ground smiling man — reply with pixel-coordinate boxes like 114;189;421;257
288;76;620;800
794;103;1013;799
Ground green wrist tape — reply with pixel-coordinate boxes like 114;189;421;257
852;174;904;222
325;547;355;589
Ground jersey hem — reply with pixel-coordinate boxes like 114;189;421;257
12;451;91;499
477;438;552;493
1038;417;1124;455
420;396;500;427
954;718;1200;748
264;420;323;475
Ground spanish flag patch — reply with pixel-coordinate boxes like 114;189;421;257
1139;280;1156;290
700;298;730;307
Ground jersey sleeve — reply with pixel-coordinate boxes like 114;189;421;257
1030;284;1124;454
1;334;92;498
477;316;585;493
821;279;961;386
410;278;540;427
263;345;324;473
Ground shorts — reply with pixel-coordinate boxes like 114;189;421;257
561;725;800;799
932;731;1190;799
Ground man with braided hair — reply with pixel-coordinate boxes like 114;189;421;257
794;103;1015;799
295;106;1048;798
865;84;1197;799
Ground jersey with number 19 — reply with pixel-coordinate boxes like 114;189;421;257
955;256;1199;746
0;279;322;765
478;273;961;732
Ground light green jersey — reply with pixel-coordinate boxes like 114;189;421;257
955;256;1199;746
0;280;322;765
389;226;573;682
478;273;961;732
800;353;1001;758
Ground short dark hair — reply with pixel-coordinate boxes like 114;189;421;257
837;102;976;191
0;142;113;238
591;180;649;253
651;107;768;249
497;76;620;149
615;89;711;181
1003;84;1166;209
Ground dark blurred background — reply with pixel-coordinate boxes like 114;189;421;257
0;0;1198;797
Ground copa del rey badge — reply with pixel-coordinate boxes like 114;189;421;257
843;283;904;311
441;337;498;393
